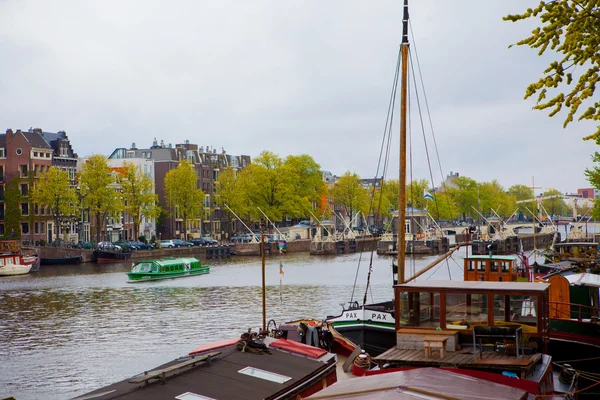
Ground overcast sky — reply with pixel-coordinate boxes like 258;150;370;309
0;1;595;194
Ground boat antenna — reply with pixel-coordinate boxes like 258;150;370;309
398;0;409;285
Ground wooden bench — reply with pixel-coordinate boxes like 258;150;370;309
423;336;448;358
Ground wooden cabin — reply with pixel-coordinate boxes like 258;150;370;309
464;255;518;282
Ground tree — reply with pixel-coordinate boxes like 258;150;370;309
478;180;515;218
382;179;399;212
118;162;161;240
446;176;479;221
429;191;459;221
4;179;22;240
406;179;430;210
79;154;122;243
541;188;569;218
585;141;600;219
279;154;326;218
504;2;600;140
31;167;77;244
330;172;369;226
164;160;204;240
508;184;535;216
238;151;284;222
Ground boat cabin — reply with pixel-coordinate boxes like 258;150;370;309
551;242;598;261
464;255;518;282
394;281;550;342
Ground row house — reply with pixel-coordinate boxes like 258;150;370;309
108;139;251;242
0;128;79;245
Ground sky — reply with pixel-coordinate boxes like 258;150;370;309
0;0;596;194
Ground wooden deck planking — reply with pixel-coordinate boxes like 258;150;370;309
374;346;541;374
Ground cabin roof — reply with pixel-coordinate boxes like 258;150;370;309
74;339;335;400
565;272;600;288
137;257;199;266
466;255;517;261
395;280;549;293
305;367;527;400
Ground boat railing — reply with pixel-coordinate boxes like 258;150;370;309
549;301;600;323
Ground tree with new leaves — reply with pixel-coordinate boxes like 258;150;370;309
279;154;326;218
505;1;600;140
508;184;535;216
478;180;515;218
406;179;430;210
331;172;369;226
446;176;479;221
31;167;78;244
118;162;161;241
164;160;204;240
79;154;122;243
541;188;569;217
238;151;284;222
585;140;600;219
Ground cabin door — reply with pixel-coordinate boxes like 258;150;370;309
548;275;570;319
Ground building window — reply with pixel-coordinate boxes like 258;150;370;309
21;203;29;216
40;222;45;234
16;148;22;155
20;184;28;197
0;148;5;158
0;224;4;236
46;153;50;158
34;222;39;235
21;223;29;235
20;165;28;178
0;165;3;180
33;151;38;157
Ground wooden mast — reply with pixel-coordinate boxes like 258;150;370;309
397;0;409;285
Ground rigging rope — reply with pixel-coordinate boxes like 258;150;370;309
351;46;401;305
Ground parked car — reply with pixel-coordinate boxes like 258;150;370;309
114;241;139;251
172;239;194;247
130;240;154;250
160;239;176;248
202;236;217;245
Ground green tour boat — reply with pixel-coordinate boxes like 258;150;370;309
127;257;210;282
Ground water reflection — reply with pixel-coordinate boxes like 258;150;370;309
0;251;462;399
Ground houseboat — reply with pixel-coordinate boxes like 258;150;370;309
0;253;32;276
127;257;210;282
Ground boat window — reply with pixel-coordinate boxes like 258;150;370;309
501;262;510;272
175;392;216;400
399;292;439;328
509;296;537;327
493;295;506;323
238;366;291;383
446;293;488;330
467;261;475;271
0;259;4;266
490;262;498;272
151;264;158;273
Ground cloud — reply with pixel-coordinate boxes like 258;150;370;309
0;0;595;193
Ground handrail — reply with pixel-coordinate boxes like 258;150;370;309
549;300;600;323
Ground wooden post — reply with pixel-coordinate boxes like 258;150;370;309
261;223;266;332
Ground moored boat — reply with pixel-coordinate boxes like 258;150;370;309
127;257;209;282
40;256;82;266
73;330;338;400
0;254;32;276
92;242;132;263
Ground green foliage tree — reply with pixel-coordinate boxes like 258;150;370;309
541;188;569;217
429;191;459;221
382;179;399;212
446;176;479;221
406;179;430;210
508;184;535;216
279;154;326;217
504;2;600;140
164;160;204;240
118;161;161;240
79;154;122;243
31;167;77;244
585;143;600;219
330;172;369;226
478;180;515;218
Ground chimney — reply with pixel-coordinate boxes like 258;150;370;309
6;129;13;141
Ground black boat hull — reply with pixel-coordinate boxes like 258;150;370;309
40;256;82;266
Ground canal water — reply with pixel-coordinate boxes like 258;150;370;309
0;250;466;400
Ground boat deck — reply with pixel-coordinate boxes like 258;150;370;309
374;346;542;377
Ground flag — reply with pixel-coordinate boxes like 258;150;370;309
423;189;434;201
279;261;285;276
278;240;287;255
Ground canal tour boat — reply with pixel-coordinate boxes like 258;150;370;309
127;257;210;282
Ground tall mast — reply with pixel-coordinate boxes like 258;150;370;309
397;0;409;285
